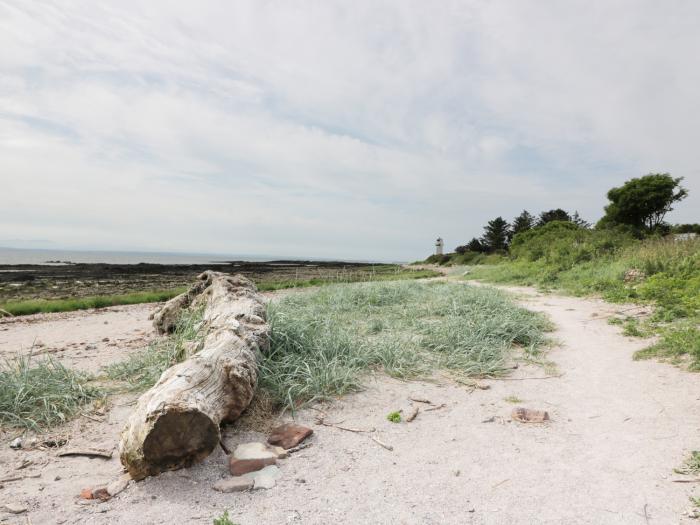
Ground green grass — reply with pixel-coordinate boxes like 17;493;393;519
105;307;204;390
0;354;103;430
213;511;237;525
466;234;700;370
504;395;523;404
0;288;186;316
256;268;439;291
386;411;402;423
634;323;700;369
674;450;700;475
259;280;550;409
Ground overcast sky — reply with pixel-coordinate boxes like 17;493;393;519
1;1;699;261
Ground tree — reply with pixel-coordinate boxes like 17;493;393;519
571;211;591;229
538;209;571;226
466;237;486;253
454;245;468;255
481;217;510;252
599;174;688;232
511;210;535;239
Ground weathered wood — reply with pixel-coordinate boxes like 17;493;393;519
119;271;269;480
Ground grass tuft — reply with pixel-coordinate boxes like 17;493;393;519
104;307;204;390
259;280;550;410
0;354;103;430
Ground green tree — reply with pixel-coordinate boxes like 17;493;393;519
466;237;486;253
511;210;535;238
481;217;510;252
571;211;591;228
538;209;571;226
599;174;688;232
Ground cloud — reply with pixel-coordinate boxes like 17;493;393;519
1;0;698;260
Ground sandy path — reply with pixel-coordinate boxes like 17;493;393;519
2;285;699;524
0;304;156;372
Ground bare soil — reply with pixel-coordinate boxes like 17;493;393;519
1;285;699;524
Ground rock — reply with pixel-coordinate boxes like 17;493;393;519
85;344;97;351
102;337;110;342
80;486;110;501
271;446;288;459
511;407;550;423
267;423;313;449
3;503;27;514
10;437;22;449
212;476;253;493
107;473;131;497
252;465;281;490
233;442;277;460
229;457;276;476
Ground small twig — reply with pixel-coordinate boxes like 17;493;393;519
315;416;374;433
671;478;700;483
643;503;650;525
370;436;393;451
80;412;104;422
286;442;313;454
491;374;564;381
409;397;432;404
219;440;231;455
492;478;510;489
0;308;14;317
0;473;41;483
424;403;447;412
405;405;419;422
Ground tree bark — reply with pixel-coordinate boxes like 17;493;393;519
119;271;269;480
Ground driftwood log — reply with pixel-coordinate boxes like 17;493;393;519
119;271;269;480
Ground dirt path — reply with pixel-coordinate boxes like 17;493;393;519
1;285;699;524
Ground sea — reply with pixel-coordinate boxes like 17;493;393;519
0;247;280;265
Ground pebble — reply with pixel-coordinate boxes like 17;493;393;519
251;465;281;490
267;423;313;450
10;438;22;449
3;503;27;514
212;477;253;493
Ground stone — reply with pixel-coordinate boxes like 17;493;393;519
4;503;27;514
511;407;549;423
107;473;131;497
212;476;253;493
229;457;276;476
233;442;277;460
267;423;313;449
252;465;281;490
10;437;22;449
80;488;94;500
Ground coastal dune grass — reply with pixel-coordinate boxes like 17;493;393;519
0;354;103;430
260;280;550;409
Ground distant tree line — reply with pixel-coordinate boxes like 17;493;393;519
453;173;691;255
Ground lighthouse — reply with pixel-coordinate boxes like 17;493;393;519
435;237;444;256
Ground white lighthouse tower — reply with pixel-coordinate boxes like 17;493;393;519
435;237;444;256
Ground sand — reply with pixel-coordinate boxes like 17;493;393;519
1;285;699;524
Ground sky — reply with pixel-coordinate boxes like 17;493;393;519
1;0;699;262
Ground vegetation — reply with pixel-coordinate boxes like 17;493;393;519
256;267;439;291
598;173;688;232
259;280;550;409
105;307;204;390
213;511;237;525
386;411;402;423
0;354;103;430
1;266;438;317
675;451;700;475
482;217;511;252
0;289;186;316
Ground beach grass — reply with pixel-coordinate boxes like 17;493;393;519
0;289;186;316
0;354;104;430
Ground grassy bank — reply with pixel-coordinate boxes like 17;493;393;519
465;224;700;369
0;288;187;316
